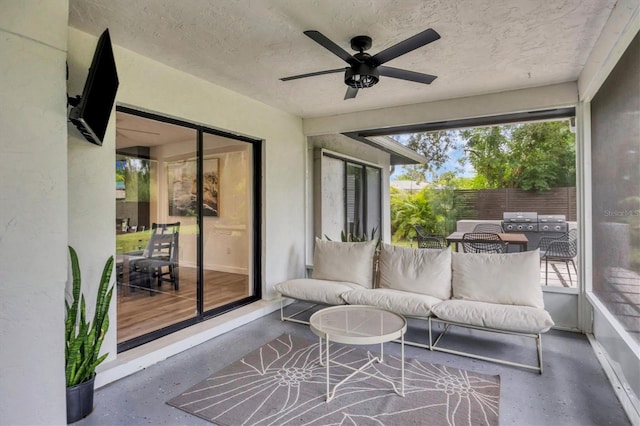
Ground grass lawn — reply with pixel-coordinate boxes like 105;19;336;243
116;223;199;253
116;230;153;254
390;238;415;248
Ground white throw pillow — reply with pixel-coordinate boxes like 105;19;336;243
432;299;555;333
312;238;377;288
451;249;544;308
379;243;452;300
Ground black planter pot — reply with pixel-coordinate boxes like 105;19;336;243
66;376;95;424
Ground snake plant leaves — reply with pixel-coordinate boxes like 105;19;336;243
65;246;114;387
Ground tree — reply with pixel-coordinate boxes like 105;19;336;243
461;121;575;191
460;126;511;188
428;172;473;235
123;158;151;202
396;166;427;182
393;130;459;181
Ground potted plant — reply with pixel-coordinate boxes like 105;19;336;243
65;246;114;424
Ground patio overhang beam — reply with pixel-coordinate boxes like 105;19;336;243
342;132;428;165
354;107;576;137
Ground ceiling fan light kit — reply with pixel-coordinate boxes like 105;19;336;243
280;28;440;100
345;65;379;88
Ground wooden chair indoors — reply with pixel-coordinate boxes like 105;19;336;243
129;222;181;295
461;232;508;253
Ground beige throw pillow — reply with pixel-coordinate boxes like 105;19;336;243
379;243;452;300
312;238;376;288
451;249;544;308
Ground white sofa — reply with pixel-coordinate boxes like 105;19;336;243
275;238;555;373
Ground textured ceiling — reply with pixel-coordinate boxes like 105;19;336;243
68;0;616;119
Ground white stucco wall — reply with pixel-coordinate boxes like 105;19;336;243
0;2;69;425
66;27;306;368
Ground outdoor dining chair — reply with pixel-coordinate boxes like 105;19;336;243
537;228;578;286
472;223;504;233
461;232;508;253
413;225;449;249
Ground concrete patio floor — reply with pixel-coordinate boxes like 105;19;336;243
76;307;630;426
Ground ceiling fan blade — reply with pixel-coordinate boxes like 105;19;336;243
280;67;347;82
371;28;440;66
304;30;360;66
378;66;437;84
344;86;359;100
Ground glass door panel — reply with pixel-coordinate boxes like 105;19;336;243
202;132;254;312
115;111;198;344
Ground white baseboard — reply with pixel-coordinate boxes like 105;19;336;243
94;299;281;388
178;261;248;275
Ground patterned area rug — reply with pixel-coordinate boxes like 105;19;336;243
168;334;500;425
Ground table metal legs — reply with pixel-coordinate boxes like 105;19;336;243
317;334;405;402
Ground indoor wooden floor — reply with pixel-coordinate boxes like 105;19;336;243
117;267;250;343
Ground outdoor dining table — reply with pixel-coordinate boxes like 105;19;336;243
446;231;529;252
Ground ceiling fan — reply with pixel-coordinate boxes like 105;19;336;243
280;28;440;100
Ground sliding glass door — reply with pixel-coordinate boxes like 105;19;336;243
115;108;260;351
201;132;254;312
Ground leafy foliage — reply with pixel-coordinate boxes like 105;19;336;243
427;172;473;235
326;223;381;249
117;157;151;202
395;130;459;181
461;121;575;191
390;187;437;241
65;246;114;387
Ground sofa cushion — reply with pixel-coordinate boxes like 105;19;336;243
275;279;361;305
312;238;377;288
379;244;452;300
432;299;555;334
341;288;442;317
451;249;544;309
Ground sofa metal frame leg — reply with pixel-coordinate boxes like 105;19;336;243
280;299;318;325
429;318;544;373
536;333;543;374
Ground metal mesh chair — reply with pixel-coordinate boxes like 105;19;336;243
461;232;507;253
472;223;504;233
537;229;578;286
418;234;449;249
413;225;449;249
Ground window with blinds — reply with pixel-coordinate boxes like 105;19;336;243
316;150;382;242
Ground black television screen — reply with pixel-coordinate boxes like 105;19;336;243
69;29;119;146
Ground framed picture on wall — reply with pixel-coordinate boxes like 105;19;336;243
167;157;219;217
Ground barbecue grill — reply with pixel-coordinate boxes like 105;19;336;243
502;212;568;251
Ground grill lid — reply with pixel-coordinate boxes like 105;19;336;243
538;214;566;223
502;212;538;222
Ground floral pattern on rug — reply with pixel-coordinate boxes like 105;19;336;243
168;334;500;426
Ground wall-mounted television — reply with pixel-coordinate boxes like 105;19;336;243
69;29;119;146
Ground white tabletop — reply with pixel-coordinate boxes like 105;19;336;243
309;305;407;345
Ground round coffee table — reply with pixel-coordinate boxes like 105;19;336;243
309;305;407;402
